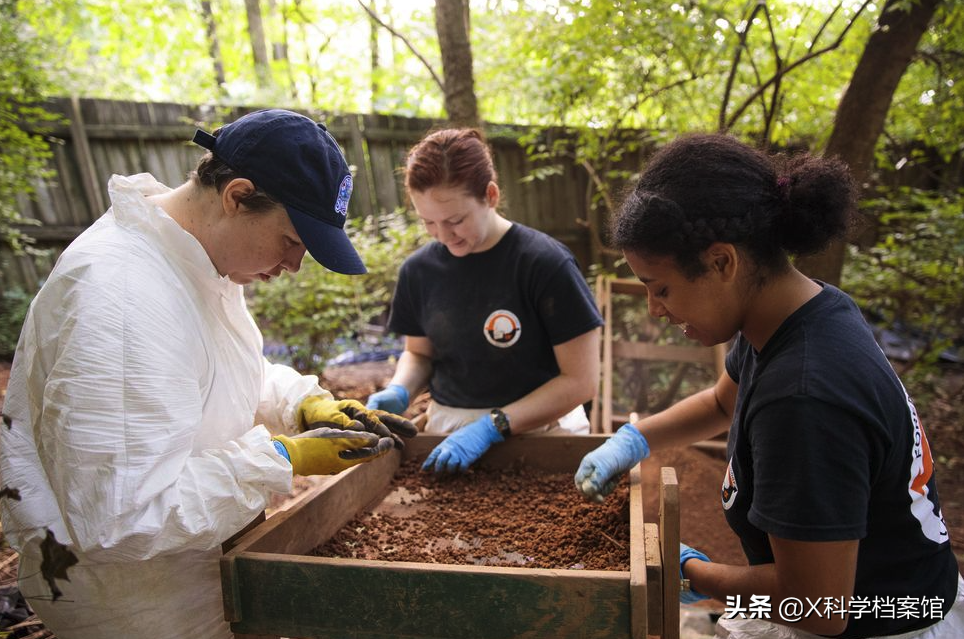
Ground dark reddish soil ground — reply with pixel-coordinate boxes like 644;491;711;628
323;362;751;560
1;359;961;638
315;459;634;570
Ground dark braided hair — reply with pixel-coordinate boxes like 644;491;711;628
610;133;857;280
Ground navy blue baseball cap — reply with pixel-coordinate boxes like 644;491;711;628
192;109;366;274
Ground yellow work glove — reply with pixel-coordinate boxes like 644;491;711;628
297;396;418;449
272;428;394;476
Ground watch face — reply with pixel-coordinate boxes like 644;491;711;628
491;409;510;436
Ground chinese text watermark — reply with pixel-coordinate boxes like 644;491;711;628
723;595;944;623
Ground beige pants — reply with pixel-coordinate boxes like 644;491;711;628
423;401;590;435
715;574;964;639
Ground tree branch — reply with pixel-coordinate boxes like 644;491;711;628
810;1;844;50
761;2;784;143
723;0;873;131
356;0;444;92
719;1;766;131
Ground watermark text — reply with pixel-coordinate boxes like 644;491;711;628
723;595;944;623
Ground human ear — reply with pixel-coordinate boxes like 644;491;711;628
486;181;500;208
222;178;257;216
706;243;738;281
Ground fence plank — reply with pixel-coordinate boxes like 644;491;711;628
343;114;375;221
68;96;107;216
5;98;629;291
367;139;403;216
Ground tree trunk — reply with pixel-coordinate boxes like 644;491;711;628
369;1;380;110
266;0;286;62
434;0;480;127
796;0;942;285
199;0;226;90
244;0;273;89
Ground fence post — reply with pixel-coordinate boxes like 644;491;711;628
345;114;375;220
67;96;107;217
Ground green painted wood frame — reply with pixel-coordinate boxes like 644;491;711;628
221;433;674;639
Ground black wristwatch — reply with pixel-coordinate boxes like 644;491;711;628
490;408;511;438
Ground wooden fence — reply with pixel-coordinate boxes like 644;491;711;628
2;97;650;291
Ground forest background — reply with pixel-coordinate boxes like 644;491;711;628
4;0;963;385
0;1;963;634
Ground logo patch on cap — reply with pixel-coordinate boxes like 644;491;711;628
335;175;353;217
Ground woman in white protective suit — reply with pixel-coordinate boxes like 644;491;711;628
365;128;604;474
0;109;416;639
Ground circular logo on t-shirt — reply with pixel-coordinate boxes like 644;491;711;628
721;459;738;510
483;310;521;348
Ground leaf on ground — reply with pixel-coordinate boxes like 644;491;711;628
40;529;78;602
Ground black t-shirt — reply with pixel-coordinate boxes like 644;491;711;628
388;223;603;408
723;284;957;638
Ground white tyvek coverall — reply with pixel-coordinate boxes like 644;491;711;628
0;174;331;639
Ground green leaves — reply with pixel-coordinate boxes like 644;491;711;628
844;186;964;381
248;208;426;373
885;3;964;165
0;285;34;358
0;1;59;254
8;0;960;158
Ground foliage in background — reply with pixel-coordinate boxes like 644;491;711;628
248;209;427;372
0;286;34;359
0;0;59;254
11;1;961;219
5;1;963;373
499;1;882;270
14;0;438;113
18;0;231;104
3;1;884;140
486;2;876;139
882;2;964;171
11;0;961;156
843;186;964;390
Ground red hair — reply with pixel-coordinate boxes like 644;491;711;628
404;128;497;202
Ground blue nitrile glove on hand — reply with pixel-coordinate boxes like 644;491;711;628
574;423;650;502
421;413;503;473
365;384;410;416
680;542;711;604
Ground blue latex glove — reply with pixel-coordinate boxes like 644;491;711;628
422;413;503;473
679;542;711;604
273;440;291;460
365;383;410;415
574;423;650;502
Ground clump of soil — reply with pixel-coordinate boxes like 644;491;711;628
313;458;631;571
